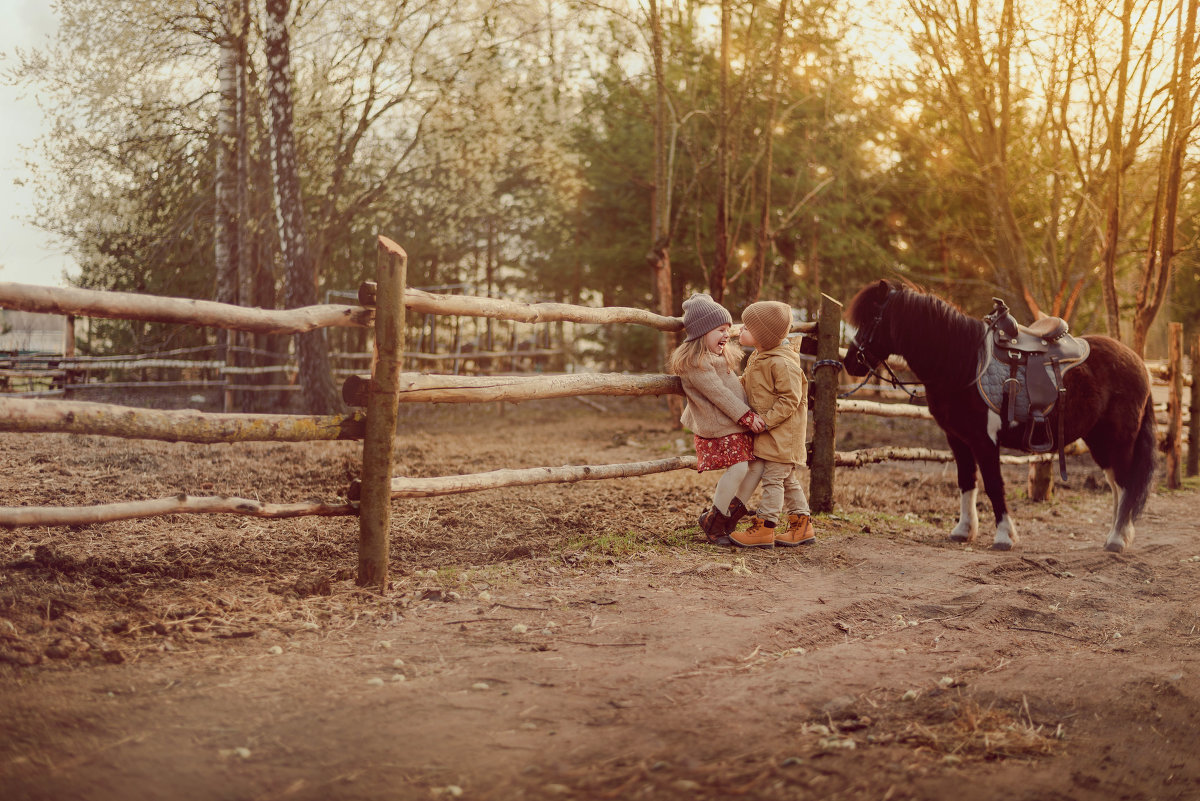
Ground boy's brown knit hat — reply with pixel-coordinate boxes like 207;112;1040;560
742;301;792;350
682;293;733;342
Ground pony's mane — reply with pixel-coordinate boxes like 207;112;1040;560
890;287;981;357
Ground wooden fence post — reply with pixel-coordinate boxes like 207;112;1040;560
1189;333;1199;478
809;293;842;513
1166;322;1183;489
358;236;407;589
1027;458;1054;502
63;314;75;358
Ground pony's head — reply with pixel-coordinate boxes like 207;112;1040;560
844;279;901;376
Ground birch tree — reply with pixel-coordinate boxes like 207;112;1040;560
263;0;342;414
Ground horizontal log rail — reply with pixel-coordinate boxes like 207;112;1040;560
0;281;372;334
363;281;821;336
347;456;699;500
837;399;933;420
360;282;684;332
403;348;564;362
21;381;303;395
834;445;1075;467
342;372;681;406
57;358;292;373
2;378;1097;452
0;397;363;443
0;495;357;528
341;444;1068;503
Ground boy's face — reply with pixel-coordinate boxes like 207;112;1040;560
703;324;731;355
738;325;758;349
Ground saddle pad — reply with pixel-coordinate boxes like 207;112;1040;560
975;336;1091;419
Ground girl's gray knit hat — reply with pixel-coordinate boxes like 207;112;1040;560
681;293;733;342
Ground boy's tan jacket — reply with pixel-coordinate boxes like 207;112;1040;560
742;344;808;465
678;353;752;438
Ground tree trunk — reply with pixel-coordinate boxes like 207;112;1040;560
215;4;240;412
648;0;680;422
710;0;730;303
263;0;343;413
1189;333;1199;477
751;0;789;305
1099;0;1134;340
1132;0;1198;356
233;0;253;410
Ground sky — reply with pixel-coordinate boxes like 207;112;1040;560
0;0;71;288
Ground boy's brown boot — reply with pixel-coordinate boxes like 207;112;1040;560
730;516;775;549
776;513;816;547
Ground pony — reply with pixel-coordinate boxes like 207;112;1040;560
842;279;1156;552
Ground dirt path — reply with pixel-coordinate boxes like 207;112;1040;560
2;402;1198;800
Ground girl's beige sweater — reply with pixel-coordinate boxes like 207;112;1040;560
678;353;752;438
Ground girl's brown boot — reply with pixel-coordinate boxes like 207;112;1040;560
724;497;753;534
697;507;732;545
730;516;775;548
775;513;816;547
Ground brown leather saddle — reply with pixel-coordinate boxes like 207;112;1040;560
975;298;1090;479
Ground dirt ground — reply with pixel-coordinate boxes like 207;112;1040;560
1;397;1198;801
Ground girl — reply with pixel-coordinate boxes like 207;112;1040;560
669;294;766;545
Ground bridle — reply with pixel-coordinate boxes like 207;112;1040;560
845;289;924;402
848;290;893;373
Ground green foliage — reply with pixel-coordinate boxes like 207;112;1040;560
15;0;1197;368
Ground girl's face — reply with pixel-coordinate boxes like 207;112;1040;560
703;324;731;355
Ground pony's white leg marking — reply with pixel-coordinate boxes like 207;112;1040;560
1103;468;1134;553
1105;469;1120;521
992;513;1018;551
986;410;1002;444
950;489;979;542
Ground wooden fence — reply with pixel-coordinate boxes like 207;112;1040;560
0;235;1196;588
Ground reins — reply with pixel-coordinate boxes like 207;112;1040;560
853;358;925;402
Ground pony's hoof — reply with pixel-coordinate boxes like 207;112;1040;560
1104;541;1125;553
990;541;1013;551
948;530;976;543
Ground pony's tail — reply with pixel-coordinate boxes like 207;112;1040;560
1117;394;1158;525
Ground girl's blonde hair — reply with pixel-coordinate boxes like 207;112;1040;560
668;333;743;376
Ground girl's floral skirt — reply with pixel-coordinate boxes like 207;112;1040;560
694;432;754;472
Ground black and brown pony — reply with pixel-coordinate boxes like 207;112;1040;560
843;279;1156;552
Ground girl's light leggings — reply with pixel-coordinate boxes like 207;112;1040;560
713;458;765;515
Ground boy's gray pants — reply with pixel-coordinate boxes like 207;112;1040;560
757;460;810;523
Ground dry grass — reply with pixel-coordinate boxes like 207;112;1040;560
893;695;1063;761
